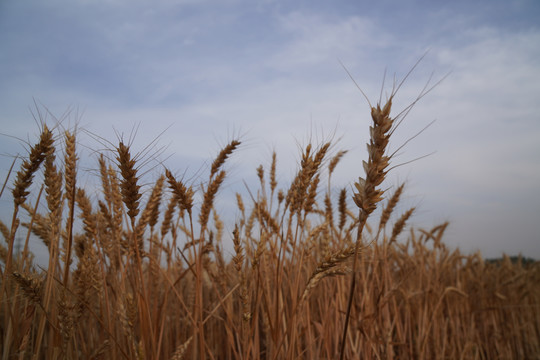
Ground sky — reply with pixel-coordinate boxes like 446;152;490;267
0;0;539;260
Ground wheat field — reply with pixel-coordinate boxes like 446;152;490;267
1;87;539;359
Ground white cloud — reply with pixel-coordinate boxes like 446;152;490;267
1;0;539;259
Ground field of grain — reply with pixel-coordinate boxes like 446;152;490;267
1;87;539;359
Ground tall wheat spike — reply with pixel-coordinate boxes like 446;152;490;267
341;95;395;359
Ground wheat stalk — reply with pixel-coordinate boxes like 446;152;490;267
62;130;77;287
341;94;395;359
1;125;55;307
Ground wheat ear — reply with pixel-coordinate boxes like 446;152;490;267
377;183;405;239
389;207;415;244
12;125;55;206
210;140;240;179
116;142;141;223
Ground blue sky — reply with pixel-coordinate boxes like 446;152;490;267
1;0;539;260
